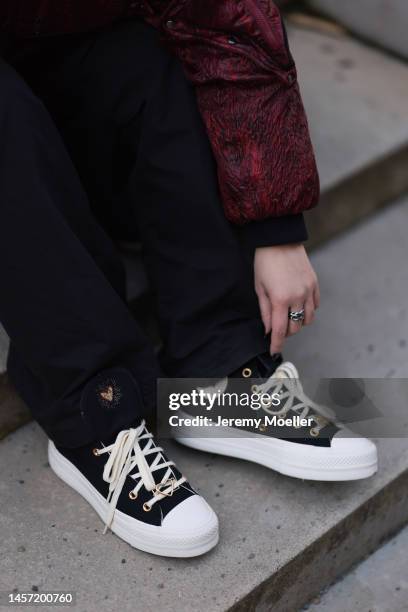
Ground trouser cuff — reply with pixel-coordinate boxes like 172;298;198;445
50;367;144;448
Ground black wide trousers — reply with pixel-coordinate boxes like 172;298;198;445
0;21;269;447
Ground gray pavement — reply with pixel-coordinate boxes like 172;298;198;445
291;25;408;192
290;22;408;248
305;525;408;612
0;324;8;374
309;0;408;59
286;194;408;378
1;197;408;611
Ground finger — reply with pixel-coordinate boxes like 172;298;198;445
304;296;315;326
313;283;321;310
257;288;272;334
270;302;289;354
288;301;305;336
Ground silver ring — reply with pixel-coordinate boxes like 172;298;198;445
288;308;305;322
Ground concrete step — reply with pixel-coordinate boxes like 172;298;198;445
304;524;408;611
0;374;30;441
0;324;8;374
307;0;408;60
1;196;408;611
289;22;408;248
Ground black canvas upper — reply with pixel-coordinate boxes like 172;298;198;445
57;368;196;527
229;353;340;447
57;425;196;527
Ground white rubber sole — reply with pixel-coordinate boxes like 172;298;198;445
48;441;219;558
174;413;378;482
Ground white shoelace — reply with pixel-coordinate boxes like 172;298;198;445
251;362;331;432
94;421;186;533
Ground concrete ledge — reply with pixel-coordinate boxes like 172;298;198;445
290;25;408;247
306;522;408;611
232;468;408;612
0;323;8;375
308;0;408;60
0;374;30;441
307;144;408;248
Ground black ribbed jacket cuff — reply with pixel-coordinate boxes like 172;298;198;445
238;213;308;249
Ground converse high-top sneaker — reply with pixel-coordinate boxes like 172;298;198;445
174;355;378;481
49;420;219;557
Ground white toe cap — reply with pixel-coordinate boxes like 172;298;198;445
332;429;378;460
162;494;219;538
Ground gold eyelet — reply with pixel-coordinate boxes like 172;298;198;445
92;448;100;457
259;424;267;433
129;491;138;500
143;502;152;512
251;384;258;393
242;368;252;378
310;428;320;438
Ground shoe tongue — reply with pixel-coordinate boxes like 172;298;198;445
256;353;283;377
134;425;179;485
273;362;314;413
229;352;282;378
98;423;175;489
99;418;141;448
275;361;300;379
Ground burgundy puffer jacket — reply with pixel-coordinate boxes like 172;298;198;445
0;1;320;225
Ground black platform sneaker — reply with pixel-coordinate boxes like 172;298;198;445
49;420;218;557
175;355;378;482
48;367;218;558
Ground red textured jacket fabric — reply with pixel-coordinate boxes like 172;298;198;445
0;0;320;225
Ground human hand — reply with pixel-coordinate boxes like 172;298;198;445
254;244;320;354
